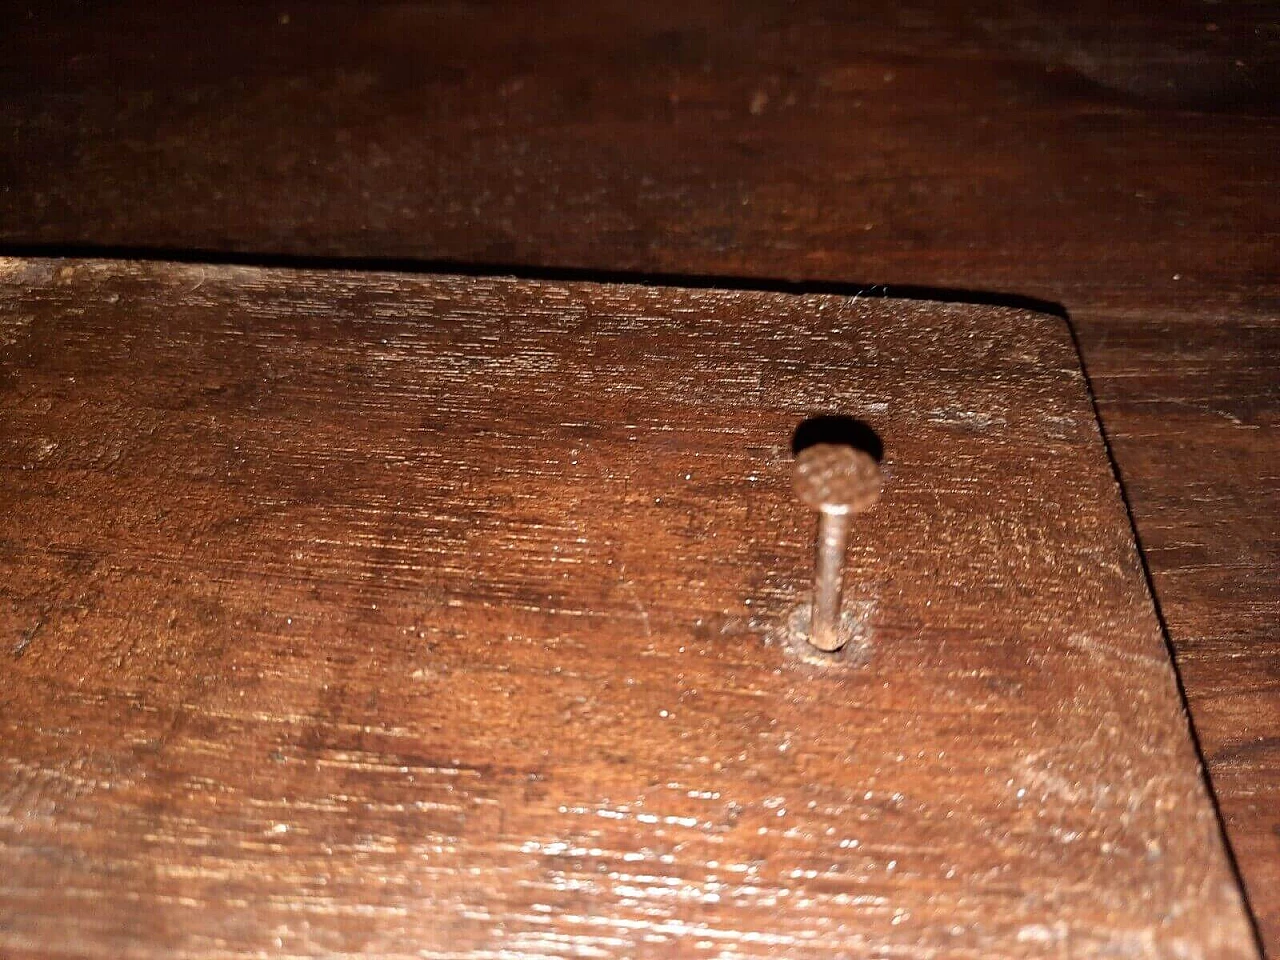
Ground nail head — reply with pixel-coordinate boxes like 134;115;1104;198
793;443;882;515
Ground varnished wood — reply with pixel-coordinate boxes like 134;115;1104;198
0;0;1276;949
0;259;1255;957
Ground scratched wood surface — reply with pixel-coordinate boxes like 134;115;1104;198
2;8;1277;944
0;258;1255;958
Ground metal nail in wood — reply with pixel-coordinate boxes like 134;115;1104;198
793;443;882;652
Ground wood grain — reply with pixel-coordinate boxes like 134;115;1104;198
0;0;1276;949
0;258;1255;957
1075;308;1280;941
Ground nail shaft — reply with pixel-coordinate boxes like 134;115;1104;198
811;510;851;651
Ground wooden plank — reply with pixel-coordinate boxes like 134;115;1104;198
3;23;1277;939
0;258;1255;958
1075;308;1280;940
2;1;1275;300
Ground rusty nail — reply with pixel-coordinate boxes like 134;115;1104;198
793;443;882;652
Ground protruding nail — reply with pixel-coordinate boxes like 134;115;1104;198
793;443;881;652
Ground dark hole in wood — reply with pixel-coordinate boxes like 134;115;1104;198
791;415;883;462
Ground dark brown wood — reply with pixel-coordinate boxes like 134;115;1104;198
1075;307;1280;940
0;0;1276;949
0;259;1255;957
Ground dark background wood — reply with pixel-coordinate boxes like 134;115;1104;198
1;0;1277;950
